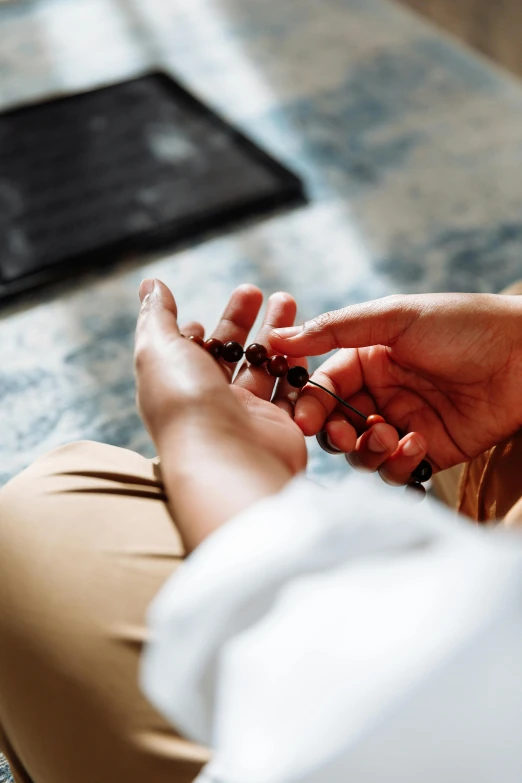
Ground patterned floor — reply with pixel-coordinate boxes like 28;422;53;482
3;0;522;779
0;757;11;783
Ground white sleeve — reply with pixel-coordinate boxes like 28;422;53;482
140;474;522;783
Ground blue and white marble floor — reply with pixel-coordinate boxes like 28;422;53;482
2;0;522;495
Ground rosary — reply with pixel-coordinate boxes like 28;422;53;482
185;336;432;499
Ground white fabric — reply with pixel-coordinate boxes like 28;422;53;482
141;474;522;783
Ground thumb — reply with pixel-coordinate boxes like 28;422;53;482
136;278;180;359
268;296;418;356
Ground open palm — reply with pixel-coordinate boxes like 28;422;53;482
139;282;309;478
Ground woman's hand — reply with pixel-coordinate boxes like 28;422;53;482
269;293;522;484
135;279;307;551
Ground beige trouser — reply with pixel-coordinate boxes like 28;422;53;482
0;441;209;783
0;436;521;783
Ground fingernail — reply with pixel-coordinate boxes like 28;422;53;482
326;434;342;453
316;431;343;455
139;279;155;303
402;436;424;458
368;428;388;453
272;325;303;339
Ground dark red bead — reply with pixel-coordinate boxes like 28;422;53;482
245;343;268;366
267;355;289;377
404;482;426;502
222;341;244;363
287;366;309;388
187;335;204;347
411;460;432;484
204;338;224;359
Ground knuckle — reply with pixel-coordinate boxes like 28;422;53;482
134;340;150;373
306;310;348;349
383;294;403;306
308;311;335;332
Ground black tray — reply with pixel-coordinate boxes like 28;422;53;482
0;72;305;302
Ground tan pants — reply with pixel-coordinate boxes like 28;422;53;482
1;439;521;783
433;434;522;526
0;441;209;783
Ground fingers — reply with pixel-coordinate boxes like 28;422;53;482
346;426;428;485
272;394;298;417
322;412;358;454
209;284;263;379
136;278;180;357
136;279;211;381
268;295;418;357
235;292;302;401
293;349;364;436
317;412;429;486
135;278;184;428
377;432;429;486
180;321;205;340
135;278;231;440
346;423;400;473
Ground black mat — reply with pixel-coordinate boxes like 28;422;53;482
0;73;305;302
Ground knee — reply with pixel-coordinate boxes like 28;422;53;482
0;438;155;524
1;440;94;490
32;439;106;470
0;441;104;516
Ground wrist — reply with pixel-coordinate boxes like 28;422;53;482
155;418;293;553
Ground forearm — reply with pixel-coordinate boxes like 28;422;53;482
155;418;293;553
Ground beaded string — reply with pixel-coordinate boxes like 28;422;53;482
307;380;367;421
185;336;432;498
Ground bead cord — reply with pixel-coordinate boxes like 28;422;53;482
307;380;367;421
183;335;431;496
